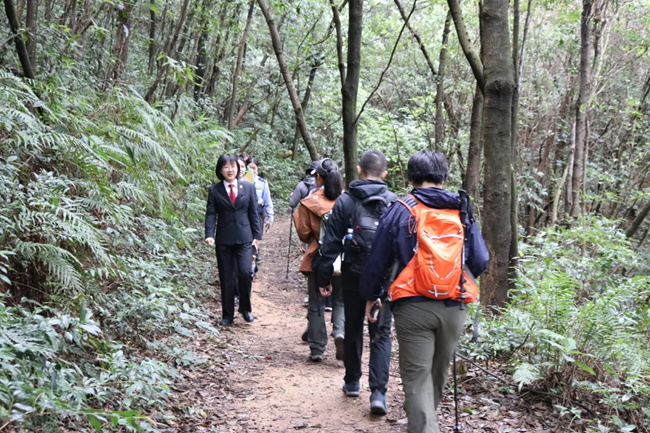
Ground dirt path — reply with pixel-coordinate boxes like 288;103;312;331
174;216;559;432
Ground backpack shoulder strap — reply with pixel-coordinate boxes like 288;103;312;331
396;194;419;235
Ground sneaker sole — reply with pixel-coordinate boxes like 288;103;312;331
342;388;360;398
334;336;344;361
370;402;387;415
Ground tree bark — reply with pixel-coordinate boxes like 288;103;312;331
479;0;514;310
569;0;593;217
626;201;650;239
329;0;346;86
508;0;521;289
447;0;484;91
227;0;255;130
434;11;452;150
148;0;157;75
463;83;484;200
293;61;320;160
109;0;138;81
341;0;364;185
257;0;318;161
25;0;38;69
3;0;36;80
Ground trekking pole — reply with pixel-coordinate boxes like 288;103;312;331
453;351;462;432
286;211;294;279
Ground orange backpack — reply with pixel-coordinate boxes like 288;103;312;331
388;195;479;304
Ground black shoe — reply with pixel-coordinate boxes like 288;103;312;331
309;353;323;363
242;311;254;323
220;318;233;326
334;335;345;361
301;326;309;342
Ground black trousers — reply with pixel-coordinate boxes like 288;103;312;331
216;243;253;321
342;272;392;394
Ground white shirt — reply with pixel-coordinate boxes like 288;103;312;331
223;179;238;199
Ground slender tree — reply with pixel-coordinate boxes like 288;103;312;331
341;0;363;184
3;0;36;80
434;11;452;150
227;0;255;131
257;0;319;160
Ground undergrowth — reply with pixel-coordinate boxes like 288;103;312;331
463;217;650;432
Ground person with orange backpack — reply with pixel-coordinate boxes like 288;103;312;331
360;151;489;433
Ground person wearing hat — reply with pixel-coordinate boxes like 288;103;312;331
290;161;333;312
289;161;319;209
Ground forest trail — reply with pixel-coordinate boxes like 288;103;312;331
174;216;556;432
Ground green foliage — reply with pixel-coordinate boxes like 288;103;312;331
0;66;221;431
466;218;650;428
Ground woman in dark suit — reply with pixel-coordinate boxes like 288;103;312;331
205;154;262;326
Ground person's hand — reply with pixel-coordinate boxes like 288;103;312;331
265;221;272;232
253;239;260;249
319;285;332;297
205;237;215;247
366;299;382;323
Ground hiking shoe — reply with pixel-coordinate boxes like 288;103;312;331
309;354;323;363
370;390;387;415
324;306;333;312
301;326;309;342
342;381;360;397
334;335;344;360
303;296;309;307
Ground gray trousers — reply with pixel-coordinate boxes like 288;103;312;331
307;271;344;356
393;301;467;433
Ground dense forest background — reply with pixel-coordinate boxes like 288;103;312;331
1;0;650;430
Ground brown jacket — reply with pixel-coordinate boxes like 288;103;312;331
293;188;336;274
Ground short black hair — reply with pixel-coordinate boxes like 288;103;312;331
407;151;448;186
216;154;240;180
240;152;250;164
247;157;260;166
359;149;387;177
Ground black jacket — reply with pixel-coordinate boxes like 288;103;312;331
204;180;262;245
317;179;397;288
289;177;316;209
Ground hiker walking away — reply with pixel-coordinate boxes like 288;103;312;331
205;154;262;326
247;157;274;262
318;150;397;415
290;161;319;209
293;158;345;362
360;151;489;432
290;161;323;308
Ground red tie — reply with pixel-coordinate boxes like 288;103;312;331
229;184;236;204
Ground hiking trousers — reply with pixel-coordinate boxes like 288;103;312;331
393;301;466;433
307;271;344;356
342;273;392;394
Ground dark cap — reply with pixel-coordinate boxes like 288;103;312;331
306;161;319;175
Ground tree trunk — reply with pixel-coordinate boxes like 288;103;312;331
341;0;363;185
329;0;346;86
293;61;320;160
3;0;36;80
394;0;437;77
25;0;38;69
447;0;484;91
479;0;514;310
227;0;255;130
257;0;318;161
509;0;521;289
434;11;452;150
110;0;137;81
569;0;593;217
463;83;484;200
144;0;191;102
626;201;650;239
148;0;157;75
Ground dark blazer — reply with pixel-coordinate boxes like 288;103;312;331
205;181;262;245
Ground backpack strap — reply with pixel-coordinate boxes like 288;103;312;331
396;194;420;236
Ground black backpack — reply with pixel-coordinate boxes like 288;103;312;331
343;193;396;275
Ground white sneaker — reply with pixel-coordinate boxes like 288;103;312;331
303;296;309;307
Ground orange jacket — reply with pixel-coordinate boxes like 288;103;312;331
293;188;336;274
